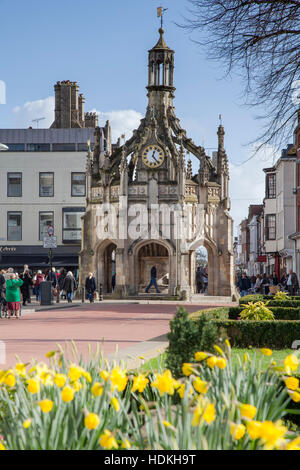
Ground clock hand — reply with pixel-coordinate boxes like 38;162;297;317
151;150;158;163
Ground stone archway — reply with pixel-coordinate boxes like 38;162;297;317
188;238;218;296
96;240;117;294
136;241;170;294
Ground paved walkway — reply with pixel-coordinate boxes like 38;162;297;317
0;303;216;369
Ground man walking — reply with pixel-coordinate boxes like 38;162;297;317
145;264;160;293
287;269;299;296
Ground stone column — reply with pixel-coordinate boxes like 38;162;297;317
113;247;128;298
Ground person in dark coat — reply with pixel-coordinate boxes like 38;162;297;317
63;271;77;303
85;273;97;303
20;269;33;306
261;273;270;295
145;265;160;293
196;267;202;293
58;268;67;299
0;271;5;305
237;273;251;297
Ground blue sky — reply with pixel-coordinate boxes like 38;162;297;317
0;0;282;230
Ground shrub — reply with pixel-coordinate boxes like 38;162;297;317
239;295;300;306
274;292;290;301
213;320;300;349
240;301;275;321
166;307;219;377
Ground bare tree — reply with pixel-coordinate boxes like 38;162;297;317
182;1;300;151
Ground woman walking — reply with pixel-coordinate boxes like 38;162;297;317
63;271;77;303
5;273;23;318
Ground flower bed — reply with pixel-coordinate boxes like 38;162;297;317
239;295;300;307
0;344;299;450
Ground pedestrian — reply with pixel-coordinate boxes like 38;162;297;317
250;275;257;292
5;272;23;318
261;273;270;295
272;271;278;286
85;272;96;303
237;273;251;297
47;267;58;296
196;267;202;293
58;268;67;299
254;274;262;293
280;271;287;291
34;270;45;301
20;268;33;306
145;264;160;293
63;271;77;303
287;269;299;296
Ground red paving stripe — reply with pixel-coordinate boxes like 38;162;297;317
0;304;211;368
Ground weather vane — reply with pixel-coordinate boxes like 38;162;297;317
157;6;168;28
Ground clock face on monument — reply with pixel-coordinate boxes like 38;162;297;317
142;144;165;168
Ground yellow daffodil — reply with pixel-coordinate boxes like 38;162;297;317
194;351;208;361
284;354;299;374
206;356;218;369
91;382;104;397
260;348;272;357
131;374;149;393
177;383;185;399
45;350;56;358
193;377;208;394
0;442;6;450
259;421;287;450
111;397;120;412
23;419;32;429
182;363;193;376
225;339;231;349
285;377;299;391
15;363;27;377
68;364;83;382
27;378;40;394
202;403;216;424
38;399;53;413
100;370;110;381
151;370;179;396
239;404;257;421
72;380;82;392
289;391;300;403
61;385;74;402
213;345;225;356
54;373;67;388
286;436;300;450
230;423;246;440
110;366;128;392
99;430;118;450
82;371;92;383
247;420;262;440
84;412;100;430
121;439;131;449
216;358;227;369
4;371;16;387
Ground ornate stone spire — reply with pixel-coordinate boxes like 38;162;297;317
186;159;193;180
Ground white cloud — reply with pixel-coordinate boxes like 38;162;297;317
12;96;54;128
91;109;143;142
229;146;279;234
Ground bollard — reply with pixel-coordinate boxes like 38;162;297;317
81;286;85;303
99;283;103;301
56;286;60;303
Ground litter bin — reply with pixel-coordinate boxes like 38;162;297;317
40;281;52;306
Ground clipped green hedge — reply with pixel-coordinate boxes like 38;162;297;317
214;319;300;349
229;306;300;320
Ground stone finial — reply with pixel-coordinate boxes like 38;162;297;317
186;159;193;180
